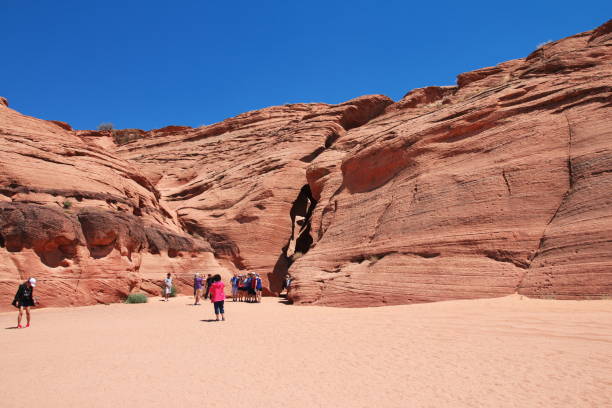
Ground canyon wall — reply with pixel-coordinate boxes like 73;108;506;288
288;20;612;305
0;104;231;310
1;20;610;308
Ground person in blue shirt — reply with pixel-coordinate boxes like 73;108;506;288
244;275;254;302
230;275;240;301
255;274;263;303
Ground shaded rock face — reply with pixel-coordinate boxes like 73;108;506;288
1;20;610;309
288;21;612;306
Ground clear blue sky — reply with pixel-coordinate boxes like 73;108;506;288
2;1;610;130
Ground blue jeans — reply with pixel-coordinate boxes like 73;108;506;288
214;301;225;315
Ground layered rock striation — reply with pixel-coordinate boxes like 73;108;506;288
1;20;610;309
289;20;612;305
0;105;227;309
110;96;393;294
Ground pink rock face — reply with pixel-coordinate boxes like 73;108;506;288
288;21;612;306
0;104;229;310
1;20;610;309
112;96;393;294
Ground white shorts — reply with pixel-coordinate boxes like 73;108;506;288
165;287;172;295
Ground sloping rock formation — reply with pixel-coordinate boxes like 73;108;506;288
110;96;393;293
0;105;228;310
1;20;610;309
288;20;612;306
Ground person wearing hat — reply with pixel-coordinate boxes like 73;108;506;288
12;278;37;328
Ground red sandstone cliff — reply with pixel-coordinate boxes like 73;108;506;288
288;20;612;305
1;20;610;309
0;105;231;310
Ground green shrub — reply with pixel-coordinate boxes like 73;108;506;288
63;200;72;209
125;293;148;304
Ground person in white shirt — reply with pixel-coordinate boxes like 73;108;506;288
163;273;173;302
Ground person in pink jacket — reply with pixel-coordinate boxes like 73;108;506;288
209;274;226;321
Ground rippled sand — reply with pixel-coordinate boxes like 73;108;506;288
1;295;611;407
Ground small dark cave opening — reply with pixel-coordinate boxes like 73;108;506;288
268;184;317;295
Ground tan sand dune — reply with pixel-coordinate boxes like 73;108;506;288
1;295;611;408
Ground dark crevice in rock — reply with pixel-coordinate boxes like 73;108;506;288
299;146;326;163
269;184;317;294
564;112;575;189
502;170;512;195
325;133;339;148
351;250;441;264
288;184;317;258
351;254;367;263
519;114;576;292
484;250;529;269
415;251;441;258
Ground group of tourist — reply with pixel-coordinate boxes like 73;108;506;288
11;271;294;327
159;272;228;320
230;273;263;303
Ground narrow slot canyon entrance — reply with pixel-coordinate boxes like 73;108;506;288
268;184;317;296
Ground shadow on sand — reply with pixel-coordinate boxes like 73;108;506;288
277;293;292;305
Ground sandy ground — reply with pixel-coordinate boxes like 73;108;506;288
1;295;611;408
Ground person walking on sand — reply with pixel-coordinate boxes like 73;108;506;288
209;274;226;321
194;273;204;305
163;273;173;302
12;278;37;328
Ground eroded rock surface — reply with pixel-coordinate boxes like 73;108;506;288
0;105;228;310
1;20;610;309
111;96;393;294
288;21;612;306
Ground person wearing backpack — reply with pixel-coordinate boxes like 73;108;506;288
248;273;257;303
12;278;37;328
